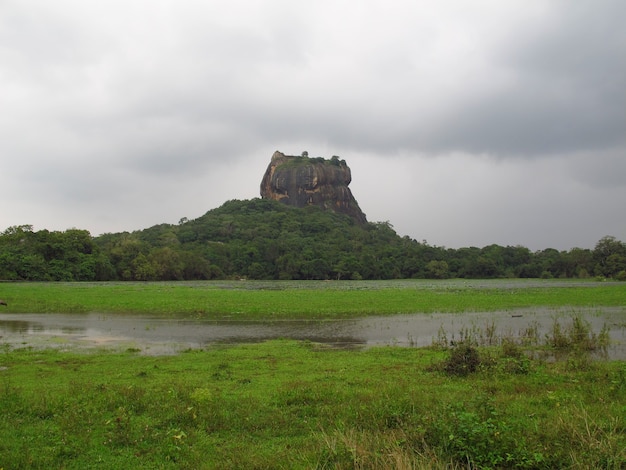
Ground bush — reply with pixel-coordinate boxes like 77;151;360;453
501;339;531;374
443;342;481;376
546;317;610;355
426;399;546;469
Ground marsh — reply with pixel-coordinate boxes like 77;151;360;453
1;307;624;357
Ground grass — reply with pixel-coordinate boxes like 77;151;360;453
1;279;625;468
1;339;625;469
1;279;624;318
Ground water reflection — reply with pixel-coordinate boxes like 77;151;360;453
0;308;625;357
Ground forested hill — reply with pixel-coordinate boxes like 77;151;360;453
1;198;625;281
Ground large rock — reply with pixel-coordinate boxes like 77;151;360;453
260;151;367;224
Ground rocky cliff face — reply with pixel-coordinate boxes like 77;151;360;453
260;151;367;224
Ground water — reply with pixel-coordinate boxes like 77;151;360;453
1;307;625;357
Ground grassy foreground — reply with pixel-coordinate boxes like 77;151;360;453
1;340;625;469
1;280;625;468
1;279;625;318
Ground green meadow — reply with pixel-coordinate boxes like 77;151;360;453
1;279;625;468
1;279;624;318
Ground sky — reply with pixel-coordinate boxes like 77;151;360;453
1;0;625;251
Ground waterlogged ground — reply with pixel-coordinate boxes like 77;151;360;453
1;307;625;357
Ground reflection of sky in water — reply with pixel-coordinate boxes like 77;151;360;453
0;308;624;358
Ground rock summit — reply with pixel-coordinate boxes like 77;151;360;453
260;151;367;224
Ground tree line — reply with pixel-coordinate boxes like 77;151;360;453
1;198;625;282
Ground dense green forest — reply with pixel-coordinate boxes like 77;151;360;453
1;198;625;281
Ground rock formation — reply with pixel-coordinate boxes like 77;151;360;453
260;151;367;224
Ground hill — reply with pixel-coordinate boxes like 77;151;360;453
2;199;624;281
94;198;404;281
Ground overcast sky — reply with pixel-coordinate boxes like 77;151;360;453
1;0;624;250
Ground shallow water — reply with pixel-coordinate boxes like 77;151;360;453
1;307;625;357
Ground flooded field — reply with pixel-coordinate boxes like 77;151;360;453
1;307;625;357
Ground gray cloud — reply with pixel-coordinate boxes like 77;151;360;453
431;1;626;157
1;0;624;249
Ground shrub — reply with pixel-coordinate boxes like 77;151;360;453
546;317;610;355
426;399;546;469
443;342;480;376
501;339;531;374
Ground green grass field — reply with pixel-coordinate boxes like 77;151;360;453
1;340;625;469
1;279;625;468
1;279;624;318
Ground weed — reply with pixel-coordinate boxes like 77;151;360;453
555;405;626;468
432;325;449;349
519;320;541;346
483;320;498;346
211;362;233;380
314;428;461;470
608;364;626;397
443;342;481;376
546;316;610;356
426;398;546;469
500;339;531;374
105;406;134;447
501;337;523;359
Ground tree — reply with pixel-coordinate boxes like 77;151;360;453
426;260;449;279
149;247;183;280
132;253;158;281
533;248;564;278
564;248;593;278
593;236;626;278
4;202;622;282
